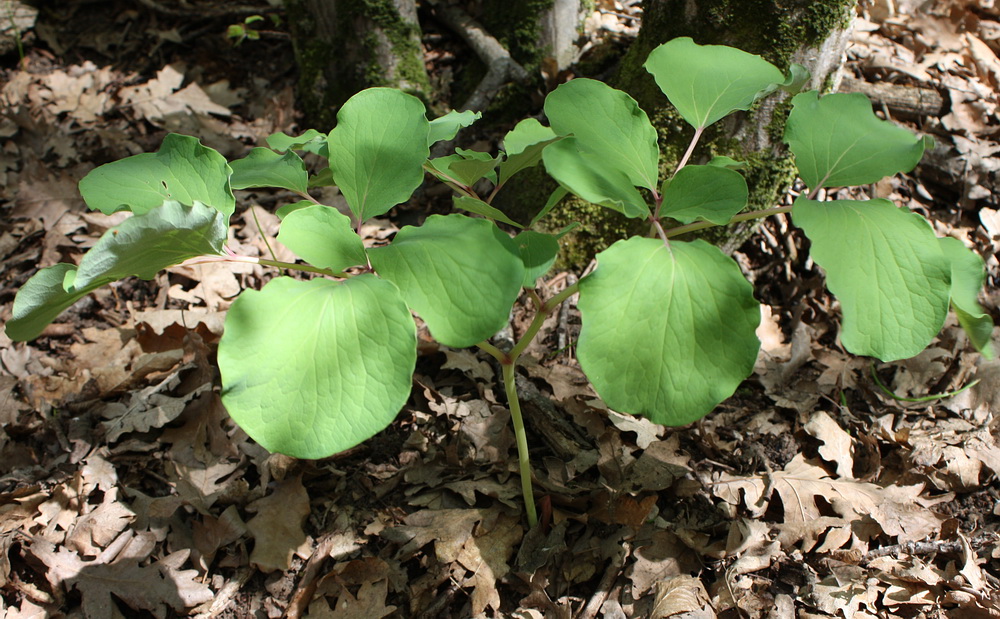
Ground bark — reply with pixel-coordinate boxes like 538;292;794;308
284;0;431;130
529;0;857;267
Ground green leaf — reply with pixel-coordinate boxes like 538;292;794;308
275;200;314;220
644;37;784;129
784;91;932;189
515;231;559;287
218;275;416;459
230;148;308;193
529;186;568;228
453;195;523;228
454;148;499;184
792;197;951;361
542;138;649;219
6;201;228;341
499;119;560;185
369;214;525;348
428;109;481;145
660;165;748;224
328;88;430;222
577;237;760;426
308;167;336;188
79;134;235;217
544;78;659;191
267;128;328;156
277;205;367;271
707;156;746;170
939;237;994;357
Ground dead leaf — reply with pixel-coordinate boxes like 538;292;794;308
804;411;855;479
29;530;212;619
246;476;311;573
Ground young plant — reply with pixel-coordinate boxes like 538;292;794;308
6;38;993;528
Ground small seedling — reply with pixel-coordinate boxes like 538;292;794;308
7;38;993;527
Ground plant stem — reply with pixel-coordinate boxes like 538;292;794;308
474;280;581;528
674;126;704;175
503;361;538;528
257;258;348;278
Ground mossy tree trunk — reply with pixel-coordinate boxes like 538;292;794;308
532;0;857;267
285;0;431;130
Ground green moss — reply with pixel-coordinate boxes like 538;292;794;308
479;0;556;69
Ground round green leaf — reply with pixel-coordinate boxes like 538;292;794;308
428;109;481;146
79;134;235;217
784;91;931;189
515;231;560;287
328;88;430;222
218;275;416;459
368;214;525;348
644;37;784;129
577;237;760;426
542;138;649;219
229;148;308;193
792;197;951;361
543;78;659;191
939;237;994;357
660;165;748;224
6;201;228;341
277;205;367;271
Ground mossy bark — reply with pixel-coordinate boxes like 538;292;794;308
526;0;856;268
285;0;432;130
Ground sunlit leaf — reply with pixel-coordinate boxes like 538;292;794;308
369;214;525;347
577;237;760;425
230;148;308;193
793;197;950;361
542;138;649;219
218;275;416;459
644;37;784;129
544;78;659;191
79;134;235;217
939;237;994;357
328;88;430;221
785;91;932;189
660;165;748;224
277;205;367;271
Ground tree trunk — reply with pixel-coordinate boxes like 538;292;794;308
531;0;857;267
285;0;431;130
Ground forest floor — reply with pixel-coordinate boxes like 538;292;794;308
1;0;1000;617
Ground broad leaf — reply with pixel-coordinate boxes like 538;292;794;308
218;275;416;459
515;231;560;287
644;37;784;129
499;119;560;184
277;205;367;271
428;109;481;145
275;200;314;220
6;201;227;341
542;138;649;219
453;195;523;228
939;237;994;357
267;128;327;155
79;134;235;217
230;148;308;193
427;149;499;187
544;78;659;191
660;165;748;224
577;238;760;426
328;88;430;222
368;214;525;348
785;91;932;189
792;197;951;361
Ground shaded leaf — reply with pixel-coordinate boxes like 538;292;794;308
939;237;994;357
515;231;560;287
660;164;748;224
453;195;523;228
542;138;649;219
499;118;560;184
428;109;481;145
